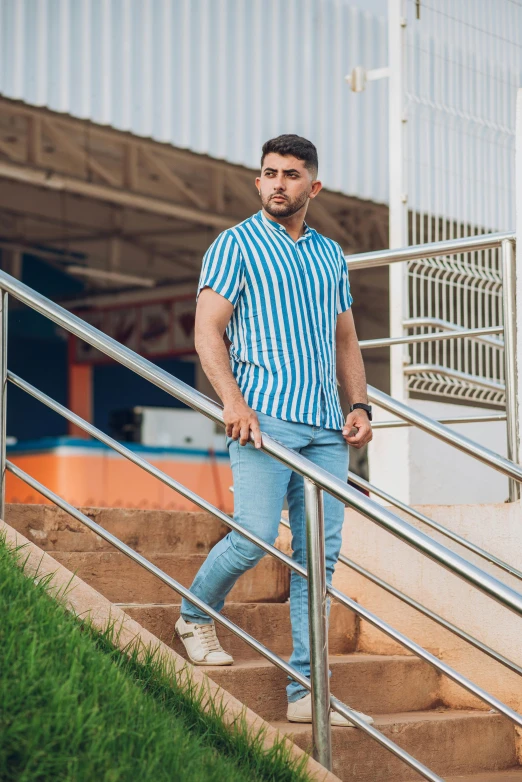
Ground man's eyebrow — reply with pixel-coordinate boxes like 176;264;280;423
262;167;302;174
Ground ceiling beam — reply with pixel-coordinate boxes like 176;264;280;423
0;161;238;230
42;118;120;188
139;145;206;210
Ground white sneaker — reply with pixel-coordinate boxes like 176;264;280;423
174;616;234;666
287;693;374;728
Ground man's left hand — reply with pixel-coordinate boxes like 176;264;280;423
342;409;373;448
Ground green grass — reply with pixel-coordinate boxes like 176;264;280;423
0;536;312;782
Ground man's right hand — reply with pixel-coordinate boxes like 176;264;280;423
223;400;262;448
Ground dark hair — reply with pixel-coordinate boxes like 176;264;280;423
261;134;318;177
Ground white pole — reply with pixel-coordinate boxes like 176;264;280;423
515;88;522;487
370;0;411;502
388;0;408;397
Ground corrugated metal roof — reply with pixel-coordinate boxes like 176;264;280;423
0;0;389;204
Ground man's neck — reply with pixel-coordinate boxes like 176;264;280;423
261;207;308;242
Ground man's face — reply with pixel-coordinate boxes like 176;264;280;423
255;153;320;219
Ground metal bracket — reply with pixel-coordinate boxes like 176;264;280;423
344;66;390;93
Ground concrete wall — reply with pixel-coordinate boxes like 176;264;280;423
334;501;522;723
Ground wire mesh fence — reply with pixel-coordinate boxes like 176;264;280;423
403;0;521;404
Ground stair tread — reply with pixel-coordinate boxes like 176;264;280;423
272;708;501;732
200;652;427;670
442;771;522;781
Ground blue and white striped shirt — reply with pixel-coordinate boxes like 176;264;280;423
197;210;353;430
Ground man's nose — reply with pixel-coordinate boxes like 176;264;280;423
273;178;286;190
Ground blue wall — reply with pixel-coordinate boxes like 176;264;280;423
93;358;194;434
6;253;82;441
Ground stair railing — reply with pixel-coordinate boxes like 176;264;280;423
346;231;519;501
1;266;522;780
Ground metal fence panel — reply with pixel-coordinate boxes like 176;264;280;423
403;0;521;406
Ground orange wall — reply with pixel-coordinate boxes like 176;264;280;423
6;450;233;513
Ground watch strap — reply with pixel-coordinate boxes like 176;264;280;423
350;402;373;421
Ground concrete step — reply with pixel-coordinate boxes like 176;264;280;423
52;551;289;604
273;710;517;782
5;503;228;554
442;770;522;781
201;655;440;721
120;601;357;661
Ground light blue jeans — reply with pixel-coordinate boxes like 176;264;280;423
181;410;349;703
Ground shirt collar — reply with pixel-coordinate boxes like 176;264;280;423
258;210;312;240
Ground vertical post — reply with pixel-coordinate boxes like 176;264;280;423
371;0;411;503
516;88;522;505
304;478;332;770
388;0;409;406
0;291;8;518
501;239;520;501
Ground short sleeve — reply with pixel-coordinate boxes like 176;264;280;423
197;230;244;307
337;247;353;314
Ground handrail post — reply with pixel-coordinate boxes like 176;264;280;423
0;291;7;518
501;239;520;501
304;478;332;770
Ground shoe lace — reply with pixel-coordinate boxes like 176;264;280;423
196;623;221;653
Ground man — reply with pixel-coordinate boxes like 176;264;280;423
175;134;374;728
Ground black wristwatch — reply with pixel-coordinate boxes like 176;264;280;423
350;403;373;421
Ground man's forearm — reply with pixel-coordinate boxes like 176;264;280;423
337;339;368;405
196;330;245;406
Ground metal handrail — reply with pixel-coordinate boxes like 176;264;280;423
12;361;522;714
403;317;504;348
368;385;522;483
359;326;503;350
1;373;461;781
372;413;507;429
347;471;522;583
9;456;522;775
1;271;522;612
5;460;445;782
16;361;522;682
345;230;514;270
3;269;522;776
13;368;522;730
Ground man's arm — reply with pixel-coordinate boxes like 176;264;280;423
195;287;262;448
336;308;373;448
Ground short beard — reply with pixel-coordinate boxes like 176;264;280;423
261;189;310;219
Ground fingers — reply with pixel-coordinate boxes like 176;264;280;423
239;421;250;446
239;413;262;447
224;403;262;448
343;413;373;449
345;425;372;448
250;417;263;449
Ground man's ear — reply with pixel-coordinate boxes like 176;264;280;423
255;176;261;190
309;180;323;199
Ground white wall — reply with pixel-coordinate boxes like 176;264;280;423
369;399;509;505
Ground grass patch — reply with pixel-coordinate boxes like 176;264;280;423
0;535;311;782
